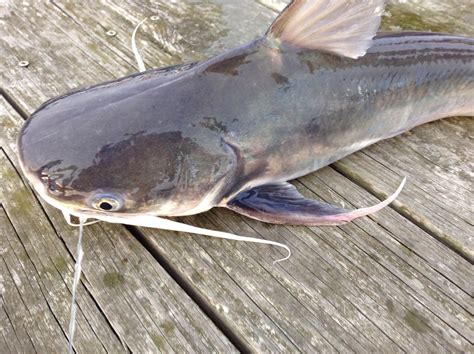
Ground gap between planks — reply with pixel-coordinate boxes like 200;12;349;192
333;158;473;263
127;225;252;353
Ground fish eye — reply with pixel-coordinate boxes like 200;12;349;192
92;194;123;212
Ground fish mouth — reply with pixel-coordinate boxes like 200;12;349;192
28;179;90;218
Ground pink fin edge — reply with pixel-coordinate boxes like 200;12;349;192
323;177;406;225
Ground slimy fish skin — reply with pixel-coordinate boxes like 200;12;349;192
17;0;473;229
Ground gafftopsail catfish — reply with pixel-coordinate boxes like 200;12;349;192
17;0;473;258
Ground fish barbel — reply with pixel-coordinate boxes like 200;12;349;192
17;0;473;241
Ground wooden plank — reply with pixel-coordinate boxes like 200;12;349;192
332;125;473;262
0;151;122;353
297;172;473;305
1;0;472;352
297;171;473;328
0;209;64;353
141;226;381;352
0;291;32;354
51;0;277;66
260;0;474;36
383;0;474;36
138;202;472;351
0;1;133;115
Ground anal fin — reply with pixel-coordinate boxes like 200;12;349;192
226;178;406;226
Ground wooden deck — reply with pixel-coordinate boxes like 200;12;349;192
0;0;472;352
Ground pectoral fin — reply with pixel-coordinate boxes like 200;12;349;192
267;0;385;58
226;178;405;226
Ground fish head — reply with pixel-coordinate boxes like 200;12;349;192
17;72;237;219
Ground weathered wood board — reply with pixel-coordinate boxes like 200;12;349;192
1;0;472;352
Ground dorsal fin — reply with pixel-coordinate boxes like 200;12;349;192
266;0;385;58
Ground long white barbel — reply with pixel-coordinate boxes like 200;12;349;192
61;210;291;264
131;18;148;72
62;210;100;226
67;217;86;354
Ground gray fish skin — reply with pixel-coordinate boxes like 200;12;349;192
18;32;474;217
215;33;474;198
